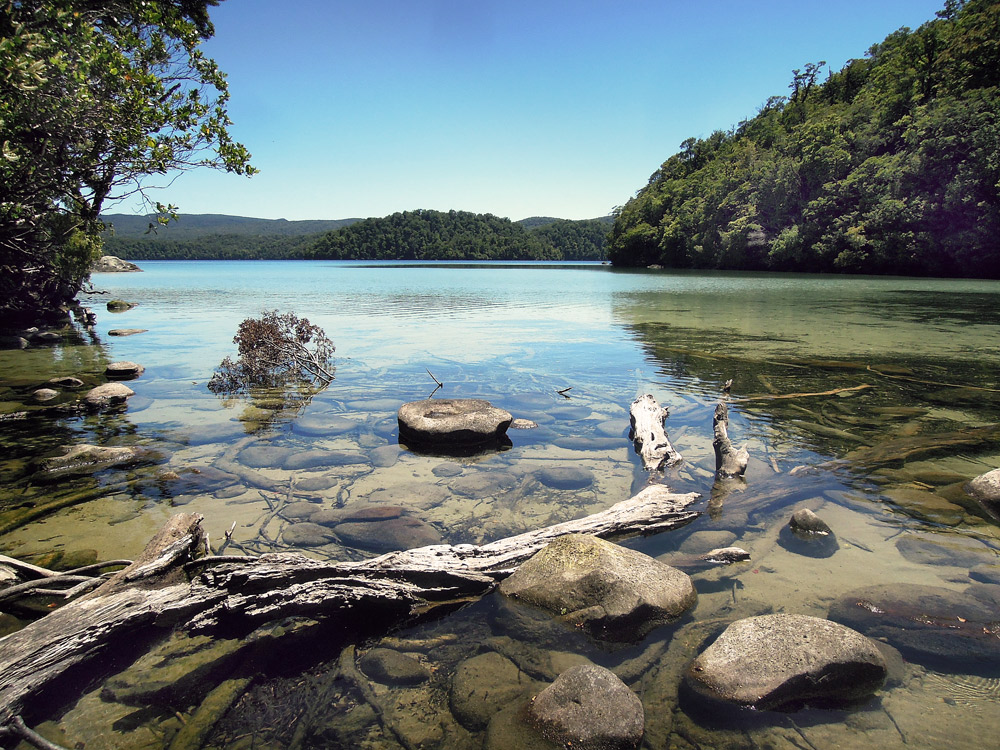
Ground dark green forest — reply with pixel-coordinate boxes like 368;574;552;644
608;0;1000;277
105;211;611;261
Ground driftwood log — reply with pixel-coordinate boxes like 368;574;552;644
629;394;682;471
713;401;749;477
0;484;699;726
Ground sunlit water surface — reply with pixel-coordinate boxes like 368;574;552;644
1;261;999;750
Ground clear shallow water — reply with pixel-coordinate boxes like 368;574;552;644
2;261;1000;749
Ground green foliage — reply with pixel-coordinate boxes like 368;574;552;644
308;209;571;261
1;0;255;323
525;218;612;260
608;0;1000;278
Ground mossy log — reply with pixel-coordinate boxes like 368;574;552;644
0;484;699;726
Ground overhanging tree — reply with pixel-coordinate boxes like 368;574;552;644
0;0;256;323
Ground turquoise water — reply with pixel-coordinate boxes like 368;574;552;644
2;261;1000;749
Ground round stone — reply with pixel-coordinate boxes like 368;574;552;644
535;466;595;490
398;398;512;447
105;361;145;380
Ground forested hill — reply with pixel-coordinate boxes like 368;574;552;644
101;213;362;260
102;211;611;261
608;0;1000;278
306;210;610;261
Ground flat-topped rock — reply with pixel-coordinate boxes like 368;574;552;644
398;398;512;447
105;361;145;380
107;328;148;337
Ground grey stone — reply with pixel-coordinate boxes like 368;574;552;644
34;444;153;479
281;522;335;547
106;298;137;311
296;475;339;492
431;462;463;477
789;507;832;535
32;388;59;402
104;361;145;380
359;648;430;686
895;534;990;568
528;665;643;750
370;444;401;468
291;414;359;437
398;398;512;447
84;382;134;409
679;530;737;556
238;446;293;469
535;466;594;490
283;450;371;471
686;614;887;711
334;516;442;552
93;255;142;273
553;437;623;452
509;418;538;429
450;652;541;731
970;563;1000;585
33;330;62;343
366;484;450;510
499;534;696;643
966;467;1000;516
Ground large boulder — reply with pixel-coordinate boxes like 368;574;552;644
498;533;696;643
686;613;887;711
397;398;512;448
527;664;643;750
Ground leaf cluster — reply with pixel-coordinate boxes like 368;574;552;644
1;0;255;321
207;311;335;396
608;0;1000;278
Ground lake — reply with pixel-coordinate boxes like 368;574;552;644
2;260;999;749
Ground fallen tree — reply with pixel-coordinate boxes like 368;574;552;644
0;484;700;728
630;394;682;471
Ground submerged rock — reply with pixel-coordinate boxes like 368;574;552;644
535;465;594;490
106;298;137;311
107;328;148;337
686;614;887;711
450;652;542;731
359;648;430;686
827;583;1000;670
281;522;336;547
499;533;696;643
398;398;512;448
31;388;59;402
333;515;442;552
34;444;154;479
528;664;644;750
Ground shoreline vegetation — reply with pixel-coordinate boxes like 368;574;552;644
101;210;613;262
607;0;1000;278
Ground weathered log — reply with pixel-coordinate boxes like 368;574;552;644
713;401;749;478
629;394;682;471
0;485;699;725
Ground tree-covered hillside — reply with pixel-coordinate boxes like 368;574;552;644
608;0;1000;277
307;210;609;261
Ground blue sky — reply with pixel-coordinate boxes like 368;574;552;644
125;0;948;222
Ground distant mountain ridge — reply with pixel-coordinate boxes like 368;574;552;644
100;211;613;261
101;213;361;239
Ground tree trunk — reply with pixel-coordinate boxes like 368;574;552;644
0;485;699;725
629;394;682;471
713;401;749;477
